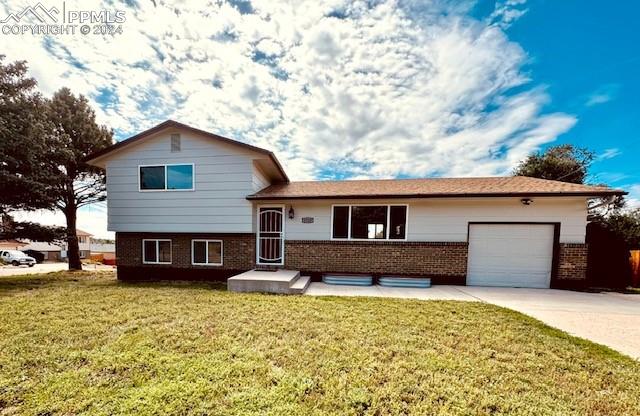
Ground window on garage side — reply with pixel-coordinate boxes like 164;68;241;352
192;240;223;265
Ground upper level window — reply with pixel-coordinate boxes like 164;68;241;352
139;164;194;191
332;205;407;240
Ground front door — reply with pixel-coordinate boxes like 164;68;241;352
257;206;284;265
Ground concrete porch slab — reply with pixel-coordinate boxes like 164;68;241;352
229;269;300;282
228;269;303;294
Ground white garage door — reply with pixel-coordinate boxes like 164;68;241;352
467;224;555;288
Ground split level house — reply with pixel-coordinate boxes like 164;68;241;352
85;120;626;289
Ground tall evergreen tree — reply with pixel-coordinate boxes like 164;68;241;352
0;56;113;270
0;56;55;211
46;88;113;270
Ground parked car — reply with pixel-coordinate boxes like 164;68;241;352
0;250;36;267
22;249;45;264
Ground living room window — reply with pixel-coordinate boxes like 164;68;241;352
331;205;408;240
192;240;223;266
139;164;194;191
142;239;172;264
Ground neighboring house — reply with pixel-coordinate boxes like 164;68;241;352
90;243;116;260
21;229;94;261
0;240;27;250
20;241;64;261
86;120;626;289
75;229;93;259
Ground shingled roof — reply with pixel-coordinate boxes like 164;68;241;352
247;176;625;200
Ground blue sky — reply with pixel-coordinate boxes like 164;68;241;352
472;0;639;191
1;0;638;236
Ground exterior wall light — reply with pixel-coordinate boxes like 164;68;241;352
520;198;533;206
288;206;295;219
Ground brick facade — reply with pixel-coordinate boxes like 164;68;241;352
284;240;468;284
115;232;255;280
115;233;588;287
555;243;588;287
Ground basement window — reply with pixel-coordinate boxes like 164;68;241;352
142;239;172;264
331;205;408;240
192;240;223;266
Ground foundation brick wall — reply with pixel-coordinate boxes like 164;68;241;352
115;232;255;280
115;233;589;287
284;240;468;283
556;243;588;282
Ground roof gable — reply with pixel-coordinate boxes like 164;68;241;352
85;120;289;182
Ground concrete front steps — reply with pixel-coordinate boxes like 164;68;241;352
228;269;311;294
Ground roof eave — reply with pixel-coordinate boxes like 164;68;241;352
246;191;627;200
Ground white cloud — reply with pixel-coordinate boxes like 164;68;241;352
489;0;528;29
1;0;580;234
627;185;640;209
585;83;620;107
599;148;621;160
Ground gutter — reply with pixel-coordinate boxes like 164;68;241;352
246;190;628;201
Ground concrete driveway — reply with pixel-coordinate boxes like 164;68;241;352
306;283;640;359
0;262;114;276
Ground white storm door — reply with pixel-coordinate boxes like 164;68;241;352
257;206;284;265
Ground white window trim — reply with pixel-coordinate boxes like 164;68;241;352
142;239;172;264
191;239;224;266
330;204;409;241
138;163;195;192
256;204;285;266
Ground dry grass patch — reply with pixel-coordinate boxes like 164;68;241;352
0;271;639;415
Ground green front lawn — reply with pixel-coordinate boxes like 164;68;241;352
1;272;639;415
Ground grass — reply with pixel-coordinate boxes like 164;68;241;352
1;272;639;415
625;286;640;294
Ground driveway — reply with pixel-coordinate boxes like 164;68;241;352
306;283;640;359
0;262;114;276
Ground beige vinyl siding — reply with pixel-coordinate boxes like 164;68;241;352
270;197;588;243
106;129;264;233
252;163;271;192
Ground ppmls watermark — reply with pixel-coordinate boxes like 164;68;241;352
1;2;126;35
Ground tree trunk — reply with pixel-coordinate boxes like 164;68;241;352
64;202;82;271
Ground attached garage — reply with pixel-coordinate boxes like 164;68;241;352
467;223;556;288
